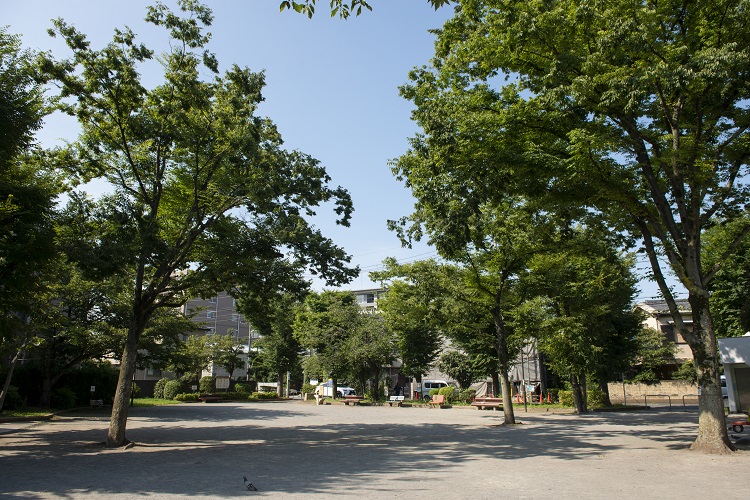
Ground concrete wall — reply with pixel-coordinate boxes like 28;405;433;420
607;380;698;404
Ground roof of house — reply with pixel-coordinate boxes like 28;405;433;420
636;299;691;315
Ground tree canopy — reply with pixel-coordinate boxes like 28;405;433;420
43;0;356;446
397;0;749;453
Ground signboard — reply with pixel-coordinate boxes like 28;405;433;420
216;377;230;390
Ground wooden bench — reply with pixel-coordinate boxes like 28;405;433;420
428;394;447;408
342;395;364;406
387;395;405;407
198;394;222;403
471;396;503;410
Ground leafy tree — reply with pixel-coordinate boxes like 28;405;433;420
293;291;359;397
210;334;245;380
628;327;678;386
346;313;397;399
370;260;447;385
437;350;481;389
279;0;451;18
399;0;749;453
166;334;213;385
523;228;641;413
0;29;59;411
242;292;304;397
43;1;355;447
703;219;750;338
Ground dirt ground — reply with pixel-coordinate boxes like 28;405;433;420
1;401;749;499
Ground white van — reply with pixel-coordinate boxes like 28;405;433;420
420;380;451;401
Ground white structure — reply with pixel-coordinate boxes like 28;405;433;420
718;334;750;413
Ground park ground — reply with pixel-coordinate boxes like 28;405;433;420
1;401;749;499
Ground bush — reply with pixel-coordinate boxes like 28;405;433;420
234;383;250;394
558;390;574;407
301;383;316;395
164;380;184;400
438;386;458;403
175;393;200;402
251;391;277;400
587;386;606;408
51;387;77;409
458;388;476;405
1;386;26;411
199;376;216;394
154;378;170;399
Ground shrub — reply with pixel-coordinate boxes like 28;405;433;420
438;386;458;403
558;390;574;407
301;383;316;395
199;376;216;394
458;388;476;405
587;386;606;408
1;386;26;411
51;387;77;409
251;391;277;400
175;393;200;402
234;383;250;394
164;380;184;400
154;378;170;399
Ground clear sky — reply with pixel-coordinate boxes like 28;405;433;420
4;0;676;300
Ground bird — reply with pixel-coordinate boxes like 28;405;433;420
243;477;257;491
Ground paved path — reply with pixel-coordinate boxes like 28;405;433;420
1;402;749;499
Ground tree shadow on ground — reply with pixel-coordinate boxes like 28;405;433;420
0;403;745;498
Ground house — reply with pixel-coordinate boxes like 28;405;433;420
635;299;694;365
718;334;750;412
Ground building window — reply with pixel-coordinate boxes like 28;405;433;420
357;293;375;304
207;311;216;319
232;313;239;322
661;324;675;343
147;368;161;377
209;296;217;303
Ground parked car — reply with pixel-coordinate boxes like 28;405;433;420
317;381;356;398
419;380;452;401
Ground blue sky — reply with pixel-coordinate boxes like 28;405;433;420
5;0;674;300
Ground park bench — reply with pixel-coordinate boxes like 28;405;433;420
89;399;104;408
342;395;364;406
471;396;503;411
387;395;405;407
428;394;447;408
198;394;222;403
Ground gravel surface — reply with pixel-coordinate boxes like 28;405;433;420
1;401;749;499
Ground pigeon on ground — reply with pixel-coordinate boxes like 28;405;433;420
243;477;258;491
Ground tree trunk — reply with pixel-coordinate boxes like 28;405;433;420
490;372;500;398
688;297;734;453
0;342;26;412
498;368;516;424
599;378;612;407
276;372;284;397
107;325;140;447
570;373;587;414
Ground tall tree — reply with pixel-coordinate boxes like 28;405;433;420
0;29;59;412
346;313;397;399
293;291;359;396
400;0;749;453
523;228;642;413
44;0;355;446
703;219;750;338
241;291;305;397
371;260;447;388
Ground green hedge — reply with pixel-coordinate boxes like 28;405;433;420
438;386;458;403
175;393;200;402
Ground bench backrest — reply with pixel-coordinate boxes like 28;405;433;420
389;395;405;401
475;397;502;403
